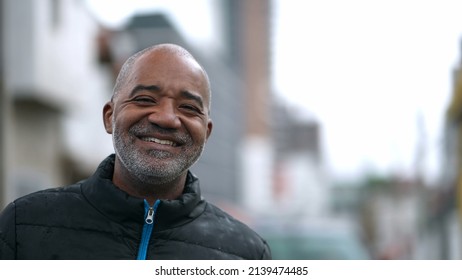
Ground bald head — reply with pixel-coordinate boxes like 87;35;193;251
112;44;211;111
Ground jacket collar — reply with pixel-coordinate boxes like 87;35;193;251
81;154;206;232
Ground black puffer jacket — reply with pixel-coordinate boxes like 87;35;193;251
0;155;271;259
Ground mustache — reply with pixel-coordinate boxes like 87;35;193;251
128;123;191;144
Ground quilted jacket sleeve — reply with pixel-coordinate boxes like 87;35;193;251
0;202;16;259
260;241;272;260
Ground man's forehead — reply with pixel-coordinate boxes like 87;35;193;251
130;49;206;84
135;48;199;69
117;46;211;108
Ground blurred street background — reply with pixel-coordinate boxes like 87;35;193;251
2;0;462;259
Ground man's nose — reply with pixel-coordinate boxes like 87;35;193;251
147;101;181;129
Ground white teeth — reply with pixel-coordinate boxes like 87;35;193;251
141;137;176;146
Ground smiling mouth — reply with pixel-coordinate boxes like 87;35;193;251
139;137;178;147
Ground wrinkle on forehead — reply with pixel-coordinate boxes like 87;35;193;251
112;44;211;107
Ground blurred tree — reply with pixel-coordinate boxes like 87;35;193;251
360;173;394;191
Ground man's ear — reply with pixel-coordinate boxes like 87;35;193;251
103;101;114;134
206;119;213;141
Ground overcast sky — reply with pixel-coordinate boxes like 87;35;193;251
85;0;462;183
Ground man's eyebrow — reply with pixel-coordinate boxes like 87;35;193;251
128;84;204;108
181;91;204;108
128;84;161;98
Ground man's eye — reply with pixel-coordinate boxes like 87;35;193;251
181;104;201;113
133;97;155;103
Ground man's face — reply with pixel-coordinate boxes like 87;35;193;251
103;50;212;184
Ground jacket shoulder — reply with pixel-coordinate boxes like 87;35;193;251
0;202;16;259
204;203;271;258
0;184;80;260
12;183;84;225
167;201;271;259
15;183;82;203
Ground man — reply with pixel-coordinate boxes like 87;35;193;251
0;44;271;259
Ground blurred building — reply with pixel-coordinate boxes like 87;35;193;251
359;178;423;259
220;0;274;215
439;44;462;259
351;38;462;259
0;0;6;206
1;0;113;206
271;103;329;218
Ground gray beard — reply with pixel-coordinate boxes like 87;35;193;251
112;123;204;185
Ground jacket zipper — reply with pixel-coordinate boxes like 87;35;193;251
136;199;160;260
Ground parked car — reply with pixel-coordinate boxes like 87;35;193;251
258;218;370;260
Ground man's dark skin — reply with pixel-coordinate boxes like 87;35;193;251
102;44;213;205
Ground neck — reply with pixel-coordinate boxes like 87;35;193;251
112;158;186;205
